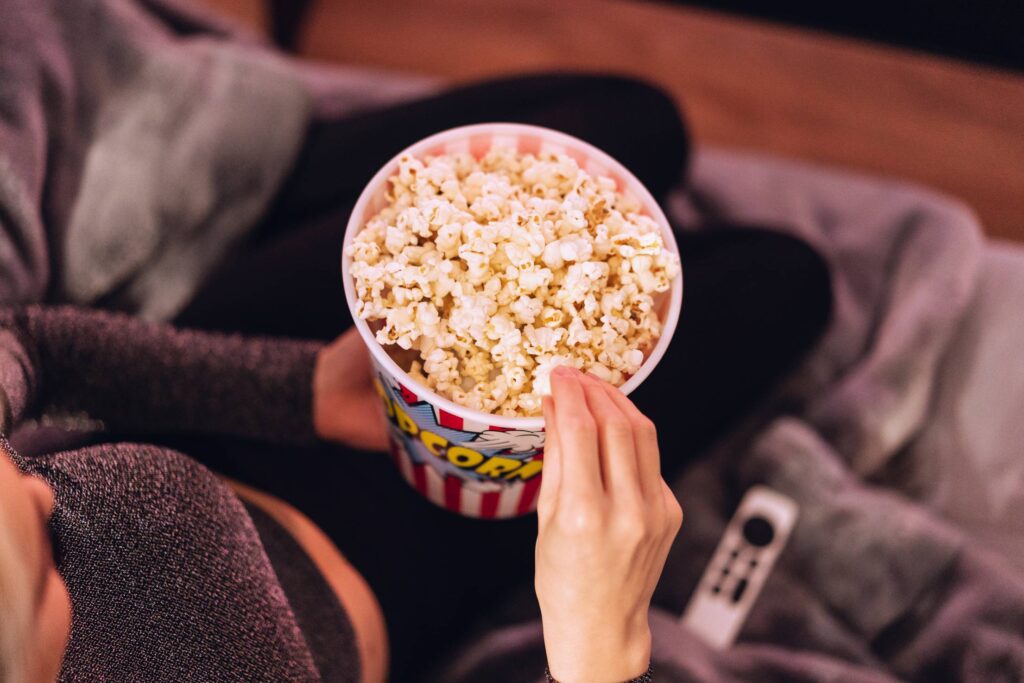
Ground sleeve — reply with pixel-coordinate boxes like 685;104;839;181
0;305;323;445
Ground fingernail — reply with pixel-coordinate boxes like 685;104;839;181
553;366;574;378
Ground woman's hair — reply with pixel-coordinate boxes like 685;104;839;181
0;459;32;683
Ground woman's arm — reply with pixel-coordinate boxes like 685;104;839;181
0;305;386;449
536;367;682;683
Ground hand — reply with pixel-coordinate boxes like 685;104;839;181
536;367;683;683
313;327;390;452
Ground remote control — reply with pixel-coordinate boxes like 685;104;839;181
680;485;799;649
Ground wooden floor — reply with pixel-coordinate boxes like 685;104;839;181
203;0;1024;242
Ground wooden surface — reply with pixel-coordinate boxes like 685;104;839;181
204;0;268;33
205;0;1024;241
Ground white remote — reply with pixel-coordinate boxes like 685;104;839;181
680;485;799;650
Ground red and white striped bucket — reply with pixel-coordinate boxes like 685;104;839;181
343;123;682;518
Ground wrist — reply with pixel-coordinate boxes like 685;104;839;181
546;662;653;683
542;618;651;683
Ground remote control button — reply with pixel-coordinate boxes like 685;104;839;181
741;516;775;547
731;578;749;603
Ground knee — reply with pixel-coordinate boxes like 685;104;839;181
751;230;834;339
685;226;833;345
504;73;689;195
598;76;685;135
584;75;690;189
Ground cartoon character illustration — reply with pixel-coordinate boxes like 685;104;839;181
375;373;544;485
468;429;545;454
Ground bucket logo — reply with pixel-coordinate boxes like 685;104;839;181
375;375;544;484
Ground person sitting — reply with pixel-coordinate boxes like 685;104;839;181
0;305;686;682
0;4;833;678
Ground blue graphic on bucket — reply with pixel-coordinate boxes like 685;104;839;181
373;368;545;486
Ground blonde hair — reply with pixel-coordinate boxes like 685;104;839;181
0;447;32;683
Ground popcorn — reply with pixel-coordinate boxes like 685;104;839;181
347;147;679;416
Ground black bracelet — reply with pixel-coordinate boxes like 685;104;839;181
545;663;653;683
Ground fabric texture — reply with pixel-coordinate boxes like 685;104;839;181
246;501;361;683
673;148;1024;565
0;306;320;444
0;0;309;318
19;444;329;682
0;306;358;681
902;241;1024;571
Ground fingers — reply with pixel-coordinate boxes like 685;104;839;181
661;480;683;535
537;396;562;518
332;326;362;353
656;480;684;561
331;327;373;370
577;373;641;501
549;367;602;498
599;382;662;497
545;366;666;520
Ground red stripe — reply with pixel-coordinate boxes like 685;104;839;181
469;134;491;159
566;146;588;167
412;464;428;496
610;171;625;191
517;475;543;515
398;383;418;404
363;203;376;223
518;134;541;155
438;409;464;430
480;491;501;519
444;477;462;512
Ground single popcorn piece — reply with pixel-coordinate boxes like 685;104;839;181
346;146;679;417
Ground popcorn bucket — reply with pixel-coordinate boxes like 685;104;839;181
342;123;682;518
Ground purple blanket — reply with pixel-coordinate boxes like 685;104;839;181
446;154;1024;681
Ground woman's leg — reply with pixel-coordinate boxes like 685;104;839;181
171;74;832;678
169;225;833;681
259;73;689;235
174;210;354;339
175;73;689;338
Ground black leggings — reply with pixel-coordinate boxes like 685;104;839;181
172;74;832;680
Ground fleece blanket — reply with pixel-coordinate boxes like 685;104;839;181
673;150;1024;573
0;0;427;319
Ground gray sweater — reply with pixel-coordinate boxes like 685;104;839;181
1;306;358;681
